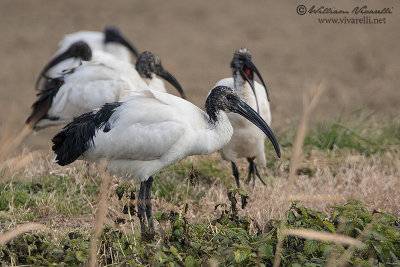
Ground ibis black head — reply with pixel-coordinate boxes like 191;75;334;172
35;41;92;90
136;51;186;99
206;86;280;158
104;26;139;58
231;48;270;101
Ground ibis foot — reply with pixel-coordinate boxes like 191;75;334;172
245;157;266;188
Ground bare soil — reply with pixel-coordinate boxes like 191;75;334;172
0;0;399;151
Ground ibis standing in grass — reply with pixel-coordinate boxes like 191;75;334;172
52;86;281;237
27;45;186;130
215;48;272;188
35;26;139;90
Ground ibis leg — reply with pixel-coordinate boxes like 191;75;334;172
144;176;154;233
138;181;147;235
231;161;240;188
254;164;266;186
245;157;254;185
85;161;91;177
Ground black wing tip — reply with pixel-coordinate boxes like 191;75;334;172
51;102;122;166
51;113;95;166
27;78;65;128
51;132;70;166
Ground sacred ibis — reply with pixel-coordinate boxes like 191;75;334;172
51;86;281;237
59;26;138;61
35;26;138;90
27;46;185;130
215;48;272;188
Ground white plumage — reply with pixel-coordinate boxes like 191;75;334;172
215;48;273;187
35;26;138;90
43;58;138;127
27;50;185;130
44;49;118;83
59;30;132;63
216;79;271;166
52;86;280;237
83;90;232;180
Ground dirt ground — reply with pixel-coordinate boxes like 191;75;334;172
0;0;399;151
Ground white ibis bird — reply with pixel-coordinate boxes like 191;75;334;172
215;48;272;188
51;86;281;237
27;43;185;130
35;26;139;90
59;26;139;61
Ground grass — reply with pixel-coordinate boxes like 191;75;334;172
267;114;400;157
0;174;99;221
304;114;400;155
0;115;399;265
1;198;399;265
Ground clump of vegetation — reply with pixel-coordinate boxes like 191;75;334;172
1;117;399;265
304;115;400;155
0;174;99;221
1;196;399;265
279;200;400;265
0;230;91;265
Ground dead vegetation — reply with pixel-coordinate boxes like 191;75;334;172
0;86;399;265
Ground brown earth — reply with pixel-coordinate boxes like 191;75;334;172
0;0;399;151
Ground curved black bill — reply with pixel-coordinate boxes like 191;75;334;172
239;67;259;113
35;51;73;90
247;60;270;101
156;67;187;99
231;98;281;158
105;26;139;58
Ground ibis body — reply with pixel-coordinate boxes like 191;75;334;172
52;86;280;237
27;49;185;130
216;78;271;166
58;27;138;63
216;48;272;187
35;26;138;90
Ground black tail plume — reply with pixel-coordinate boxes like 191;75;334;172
26;78;65;129
52;102;122;166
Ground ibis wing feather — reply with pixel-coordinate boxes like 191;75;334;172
47;78;131;121
45;58;141;121
85;91;196;162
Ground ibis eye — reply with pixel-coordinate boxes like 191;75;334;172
226;94;234;100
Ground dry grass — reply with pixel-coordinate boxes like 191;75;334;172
3;148;397;237
0;94;398;265
0;151;398;266
184;151;400;224
284;228;363;247
0;222;52;245
0;109;32;162
289;82;325;184
326;224;373;267
274;83;325;267
0;150;43;185
89;164;113;267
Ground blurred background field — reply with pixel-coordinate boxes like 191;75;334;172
0;0;399;265
0;0;399;151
